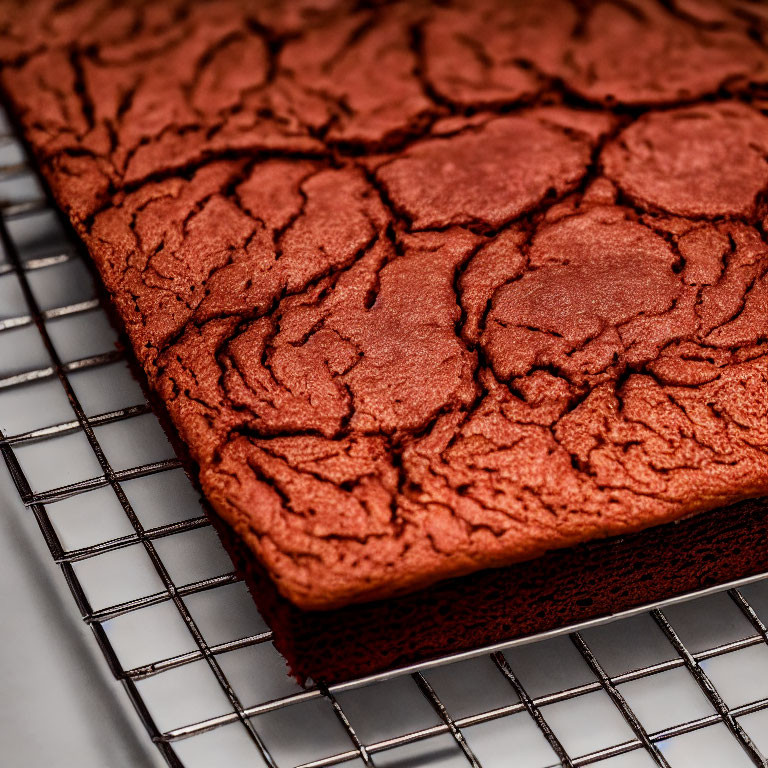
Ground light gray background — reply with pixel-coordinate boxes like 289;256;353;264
0;457;164;768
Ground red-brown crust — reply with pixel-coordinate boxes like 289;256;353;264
2;0;768;610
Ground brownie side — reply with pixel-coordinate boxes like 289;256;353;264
2;1;768;611
215;496;768;683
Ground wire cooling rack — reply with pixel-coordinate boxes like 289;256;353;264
4;104;768;768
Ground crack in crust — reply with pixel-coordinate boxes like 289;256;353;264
3;0;768;609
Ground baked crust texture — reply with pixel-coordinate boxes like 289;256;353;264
2;0;768;608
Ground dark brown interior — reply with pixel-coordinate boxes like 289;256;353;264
215;495;768;683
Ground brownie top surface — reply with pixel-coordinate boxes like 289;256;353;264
2;0;768;608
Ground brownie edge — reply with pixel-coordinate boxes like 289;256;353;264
216;496;768;684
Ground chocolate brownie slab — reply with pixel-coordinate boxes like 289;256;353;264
2;0;768;615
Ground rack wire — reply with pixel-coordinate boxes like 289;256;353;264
3;103;768;768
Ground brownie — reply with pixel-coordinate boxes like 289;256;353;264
218;496;768;683
2;0;768;618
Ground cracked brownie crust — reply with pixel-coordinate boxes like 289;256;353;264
2;0;768;611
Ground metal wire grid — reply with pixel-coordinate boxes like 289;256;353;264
3;106;768;768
